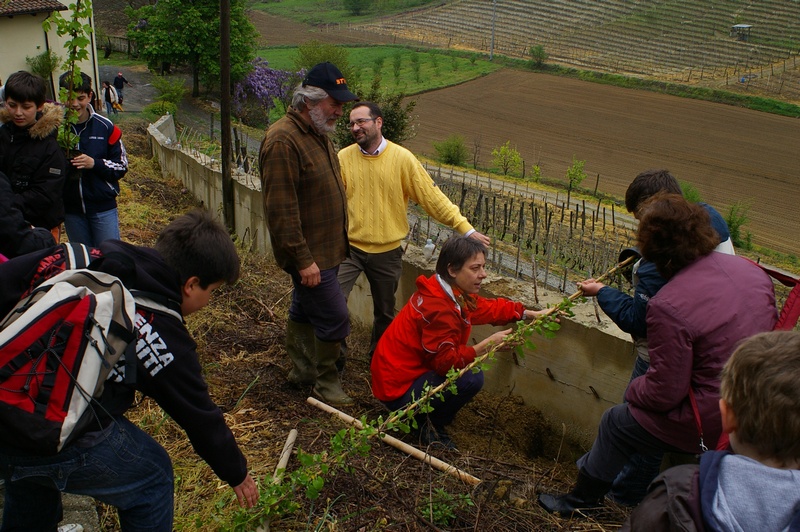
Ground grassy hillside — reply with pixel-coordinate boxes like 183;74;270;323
259;45;501;95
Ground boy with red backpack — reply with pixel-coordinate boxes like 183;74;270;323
0;210;257;530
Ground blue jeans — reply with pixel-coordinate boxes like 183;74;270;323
64;209;120;248
0;416;174;531
383;369;484;429
288;266;350;342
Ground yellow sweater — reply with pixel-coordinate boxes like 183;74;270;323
338;140;474;254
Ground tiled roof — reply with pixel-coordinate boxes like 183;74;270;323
0;0;67;16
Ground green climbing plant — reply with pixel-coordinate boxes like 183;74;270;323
42;0;94;158
206;295;581;530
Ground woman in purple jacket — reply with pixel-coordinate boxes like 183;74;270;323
539;192;777;516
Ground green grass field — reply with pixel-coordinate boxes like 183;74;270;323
257;45;501;95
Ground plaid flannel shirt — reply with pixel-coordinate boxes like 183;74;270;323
259;107;348;271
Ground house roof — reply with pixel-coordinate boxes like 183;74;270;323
0;0;67;17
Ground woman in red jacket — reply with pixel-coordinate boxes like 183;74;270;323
371;236;545;450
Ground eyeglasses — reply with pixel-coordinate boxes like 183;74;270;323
347;117;376;129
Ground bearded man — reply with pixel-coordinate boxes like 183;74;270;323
259;62;358;406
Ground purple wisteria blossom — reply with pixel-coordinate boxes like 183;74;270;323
232;58;303;125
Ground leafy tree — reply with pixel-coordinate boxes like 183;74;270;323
433;134;469;166
42;0;93;158
409;53;421;82
333;77;416;149
343;0;372;16
26;50;61;98
294;40;355;86
127;0;257;97
392;52;402;82
233;59;302;127
529;164;542;182
565;156;587;204
372;56;384;78
491;141;522;175
529;45;548;68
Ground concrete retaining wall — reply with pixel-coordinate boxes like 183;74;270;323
148;115;633;446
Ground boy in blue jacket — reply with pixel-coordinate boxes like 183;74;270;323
59;71;128;247
577;169;733;505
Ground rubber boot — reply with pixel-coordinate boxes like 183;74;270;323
312;338;354;406
335;340;347;374
285;319;316;386
537;470;612;516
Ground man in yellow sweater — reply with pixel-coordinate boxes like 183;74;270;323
337;101;490;362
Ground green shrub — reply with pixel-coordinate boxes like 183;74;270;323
529;45;548;69
26;50;61;80
726;200;752;249
142;101;178;122
433;134;469;166
680;181;703;203
151;76;187;105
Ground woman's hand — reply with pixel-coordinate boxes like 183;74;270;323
474;328;513;356
523;308;549;320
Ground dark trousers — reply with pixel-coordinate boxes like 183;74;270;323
382;369;483;428
288;266;350;342
609;355;665;505
337;246;403;355
576;403;684;484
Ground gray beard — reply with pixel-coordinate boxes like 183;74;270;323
309;106;335;134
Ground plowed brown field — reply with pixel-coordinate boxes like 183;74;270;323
405;71;800;256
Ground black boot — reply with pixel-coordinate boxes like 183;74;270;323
538;471;612;516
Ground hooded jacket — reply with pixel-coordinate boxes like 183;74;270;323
371;273;525;402
0;102;66;228
0;241;249;488
0;170;55;260
63;105;128;215
625;253;776;454
623;451;800;531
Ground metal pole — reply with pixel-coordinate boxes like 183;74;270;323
490;0;496;61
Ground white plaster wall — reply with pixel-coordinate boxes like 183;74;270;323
0;15;50;75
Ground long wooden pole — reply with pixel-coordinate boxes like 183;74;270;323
307;397;481;486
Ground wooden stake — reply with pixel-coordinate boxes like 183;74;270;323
307;397;481;486
273;429;298;484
